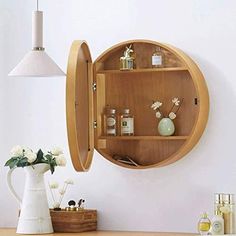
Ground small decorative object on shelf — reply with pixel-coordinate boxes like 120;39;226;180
104;108;117;136
219;193;235;234
120;108;134;136
5;146;66;234
151;97;183;136
152;46;164;68
198;212;211;235
78;199;85;210
120;44;134;70
49;178;74;210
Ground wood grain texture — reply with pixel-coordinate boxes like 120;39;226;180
66;41;94;172
93;40;209;169
50;209;97;233
0;229;196;236
66;39;209;171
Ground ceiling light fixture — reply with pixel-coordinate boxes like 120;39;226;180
8;0;65;77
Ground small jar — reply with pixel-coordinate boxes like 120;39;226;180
104;108;117;136
120;109;134;136
152;46;164;68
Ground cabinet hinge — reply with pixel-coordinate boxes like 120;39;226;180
93;121;97;129
92;82;97;91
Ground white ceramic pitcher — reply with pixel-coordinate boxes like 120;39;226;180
7;163;53;234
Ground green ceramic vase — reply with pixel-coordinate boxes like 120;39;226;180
158;118;175;136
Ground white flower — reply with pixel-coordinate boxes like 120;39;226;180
55;154;67;166
151;101;162;110
49;181;59;189
51;147;63;156
52;202;60;208
59;189;66;195
65;179;74;185
24;149;37;163
155;111;162;119
172;97;180;106
10;145;24;157
169;112;177;120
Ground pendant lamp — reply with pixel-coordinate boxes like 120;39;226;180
8;0;65;77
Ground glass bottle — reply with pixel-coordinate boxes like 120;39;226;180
104;108;117;136
210;210;224;235
214;193;224;214
198;212;211;235
223;194;235;234
120;109;134;136
152;46;164;68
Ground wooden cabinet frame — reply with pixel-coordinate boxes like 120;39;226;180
66;40;209;171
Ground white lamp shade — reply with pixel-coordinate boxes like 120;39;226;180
8;10;65;77
8;50;65;77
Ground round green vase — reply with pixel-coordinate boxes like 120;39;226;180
158;118;175;136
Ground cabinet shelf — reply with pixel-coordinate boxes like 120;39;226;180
97;67;188;74
99;136;188;141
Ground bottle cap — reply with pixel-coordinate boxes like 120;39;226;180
224;194;234;204
214;193;224;204
123;109;130;114
201;212;209;218
108;109;116;114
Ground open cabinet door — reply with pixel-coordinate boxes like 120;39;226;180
66;41;94;172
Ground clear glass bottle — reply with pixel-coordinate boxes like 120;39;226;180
104;108;117;136
120;109;134;136
198;212;211;235
152;46;164;68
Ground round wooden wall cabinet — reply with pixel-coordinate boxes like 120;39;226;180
66;40;209;171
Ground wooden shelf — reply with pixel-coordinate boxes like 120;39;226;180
99;136;188;141
97;67;188;74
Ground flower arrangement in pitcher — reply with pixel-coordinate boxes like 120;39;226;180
48;179;74;209
151;97;183;120
5;146;66;174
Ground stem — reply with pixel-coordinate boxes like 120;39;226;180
48;182;56;204
59;183;68;205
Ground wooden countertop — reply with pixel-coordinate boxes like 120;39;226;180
0;229;196;236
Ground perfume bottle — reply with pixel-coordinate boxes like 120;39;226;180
120;109;134;136
152;46;164;68
223;194;235;234
104;108;117;136
198;212;211;235
210;210;224;235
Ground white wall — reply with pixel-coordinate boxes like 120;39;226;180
1;0;236;232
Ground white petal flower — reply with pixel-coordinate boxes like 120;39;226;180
65;179;74;184
59;189;66;195
155;111;162;119
51;147;63;156
151;101;162;110
10;145;24;157
52;202;60;208
24;150;37;163
172;97;179;103
49;181;59;189
55;154;67;166
169;112;177;120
